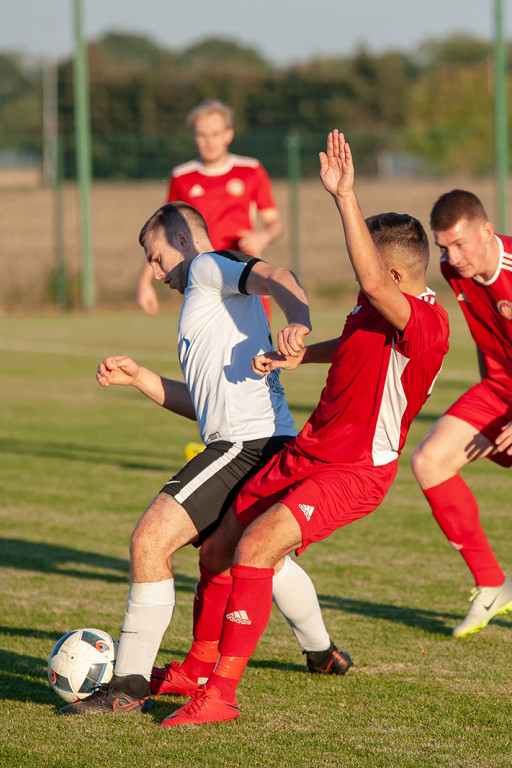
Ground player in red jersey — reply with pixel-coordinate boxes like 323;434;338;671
137;99;282;319
411;189;512;638
161;130;450;727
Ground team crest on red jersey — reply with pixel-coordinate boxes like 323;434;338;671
497;299;512;319
226;178;245;197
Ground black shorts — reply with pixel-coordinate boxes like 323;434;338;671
160;435;293;544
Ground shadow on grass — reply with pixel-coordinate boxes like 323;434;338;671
317;593;467;636
0;436;172;472
0;647;58;705
0;538;196;593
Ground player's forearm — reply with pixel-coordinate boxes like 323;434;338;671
267;268;311;329
334;192;388;296
133;367;196;420
301;339;338;364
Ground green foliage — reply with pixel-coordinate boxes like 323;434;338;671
1;307;511;767
417;33;492;67
0;32;511;176
404;62;494;174
180;36;270;70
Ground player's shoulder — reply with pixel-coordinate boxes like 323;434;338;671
405;290;450;332
171;159;203;178
496;233;512;256
214;249;256;265
228;153;262;170
193;249;251;272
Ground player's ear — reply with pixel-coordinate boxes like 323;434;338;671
390;268;402;285
482;220;495;242
176;227;191;249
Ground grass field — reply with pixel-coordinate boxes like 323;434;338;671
1;300;512;768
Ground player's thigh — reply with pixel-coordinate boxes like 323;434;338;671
235;503;302;568
131;492;199;560
411;414;494;486
200;508;246;574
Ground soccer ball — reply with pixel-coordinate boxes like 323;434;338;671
47;627;118;703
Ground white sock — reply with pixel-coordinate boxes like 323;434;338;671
272;556;331;652
114;579;175;681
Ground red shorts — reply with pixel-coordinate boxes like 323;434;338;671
446;379;512;468
232;443;398;554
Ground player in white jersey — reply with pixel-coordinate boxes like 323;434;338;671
160;131;449;728
58;201;352;716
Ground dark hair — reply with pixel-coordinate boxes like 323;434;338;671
139;202;209;247
430;189;488;232
365;212;430;277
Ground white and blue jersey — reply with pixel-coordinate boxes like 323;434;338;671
178;250;297;445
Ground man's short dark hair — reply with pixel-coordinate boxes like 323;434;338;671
430;190;488;232
365;212;430;277
139;202;209;247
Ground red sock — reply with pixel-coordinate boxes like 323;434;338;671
179;563;232;683
423;475;504;586
207;564;274;701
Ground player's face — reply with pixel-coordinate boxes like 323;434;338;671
143;227;188;294
193;112;234;168
434;217;495;281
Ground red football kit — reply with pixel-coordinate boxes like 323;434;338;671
167;154;276;253
233;290;450;553
442;234;512;464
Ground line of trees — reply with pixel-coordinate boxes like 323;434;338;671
0;32;509;177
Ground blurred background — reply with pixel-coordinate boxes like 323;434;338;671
1;0;511;312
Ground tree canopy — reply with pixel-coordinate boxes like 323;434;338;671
0;32;509;176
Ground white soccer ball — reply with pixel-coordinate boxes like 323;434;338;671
47;627;118;703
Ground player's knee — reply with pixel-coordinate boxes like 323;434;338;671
129;520;177;567
410;439;438;481
199;534;235;574
235;529;277;568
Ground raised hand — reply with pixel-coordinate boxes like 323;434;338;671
319;129;354;198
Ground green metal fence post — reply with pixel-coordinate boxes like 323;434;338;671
54;138;66;309
73;0;94;310
285;131;301;279
494;0;509;233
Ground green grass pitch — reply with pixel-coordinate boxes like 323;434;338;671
1;301;511;768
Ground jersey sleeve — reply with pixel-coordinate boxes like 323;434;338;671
190;252;254;298
166;173;180;203
396;294;450;360
252;164;277;210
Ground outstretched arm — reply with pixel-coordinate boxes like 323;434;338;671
252;339;338;376
244;262;311;357
320;130;411;332
97;355;196;420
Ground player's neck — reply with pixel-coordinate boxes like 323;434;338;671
400;277;427;297
476;236;499;282
200;153;230;170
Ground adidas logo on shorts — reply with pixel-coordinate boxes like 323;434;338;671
299;503;315;521
226;610;252;625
